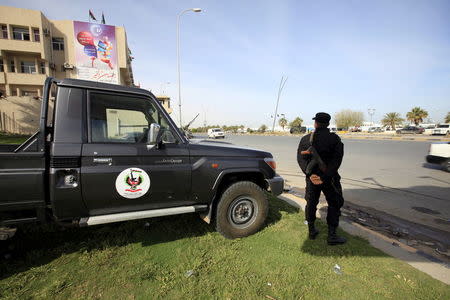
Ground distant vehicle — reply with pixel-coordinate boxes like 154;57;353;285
350;127;361;132
426;142;450;172
208;128;225;139
368;127;383;133
290;126;307;134
237;128;246;134
330;127;338;133
432;124;450;136
396;126;424;134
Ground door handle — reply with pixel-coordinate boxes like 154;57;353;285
93;158;112;165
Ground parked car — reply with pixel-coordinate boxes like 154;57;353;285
396;126;424;134
368;127;383;133
290;126;306;134
426;142;450;172
0;78;283;240
432;124;450;136
350;127;361;132
208;128;225;139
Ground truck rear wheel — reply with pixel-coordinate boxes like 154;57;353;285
216;181;269;239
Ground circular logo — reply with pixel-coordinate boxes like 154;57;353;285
115;168;150;199
90;24;103;37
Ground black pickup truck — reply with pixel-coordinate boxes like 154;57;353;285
0;78;283;239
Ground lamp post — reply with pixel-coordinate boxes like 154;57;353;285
160;81;170;95
177;8;202;128
368;108;376;126
272;76;288;132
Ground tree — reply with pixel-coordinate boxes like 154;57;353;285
381;112;404;130
278;117;288;130
406;107;428;126
334;110;364;129
289;117;303;128
258;124;267;133
445;112;450;123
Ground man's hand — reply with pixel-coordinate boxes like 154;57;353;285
310;174;323;185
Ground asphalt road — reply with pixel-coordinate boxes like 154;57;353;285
198;134;450;234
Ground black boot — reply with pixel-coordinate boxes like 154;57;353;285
308;222;319;240
327;226;347;245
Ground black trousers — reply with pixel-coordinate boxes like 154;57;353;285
304;175;344;227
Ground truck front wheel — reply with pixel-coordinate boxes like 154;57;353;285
216;181;269;239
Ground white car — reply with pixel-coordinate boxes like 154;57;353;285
208;128;225;139
426;142;450;172
432;124;450;136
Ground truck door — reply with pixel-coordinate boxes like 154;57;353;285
81;91;192;216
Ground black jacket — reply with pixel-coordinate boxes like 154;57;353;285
297;128;344;181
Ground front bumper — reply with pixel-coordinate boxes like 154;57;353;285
426;155;447;165
266;175;284;196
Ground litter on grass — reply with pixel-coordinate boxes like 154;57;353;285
333;264;343;275
185;270;196;278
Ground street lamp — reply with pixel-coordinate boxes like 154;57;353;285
160;81;170;95
368;108;376;126
272;76;288;132
177;8;202;128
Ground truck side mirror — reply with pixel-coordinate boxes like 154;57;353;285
148;123;161;145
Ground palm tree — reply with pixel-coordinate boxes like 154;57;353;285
406;107;428;126
289;117;303;129
381;112;404;130
278;117;288;130
445;112;450;123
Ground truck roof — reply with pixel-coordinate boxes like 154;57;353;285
57;78;154;98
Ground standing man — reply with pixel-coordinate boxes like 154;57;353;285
297;112;347;245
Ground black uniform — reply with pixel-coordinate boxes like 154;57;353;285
297;127;344;227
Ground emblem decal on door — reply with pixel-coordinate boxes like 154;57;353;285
115;168;150;199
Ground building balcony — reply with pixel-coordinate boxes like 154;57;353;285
1;39;44;57
5;72;46;85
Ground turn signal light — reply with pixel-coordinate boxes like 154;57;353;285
264;158;276;170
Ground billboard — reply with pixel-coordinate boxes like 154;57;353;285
73;21;119;84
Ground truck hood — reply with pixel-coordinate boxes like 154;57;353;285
188;139;272;158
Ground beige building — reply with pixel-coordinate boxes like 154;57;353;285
155;95;173;114
0;5;135;97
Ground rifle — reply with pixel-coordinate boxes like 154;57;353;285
300;131;327;176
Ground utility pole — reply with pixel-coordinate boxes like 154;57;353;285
272;76;288;132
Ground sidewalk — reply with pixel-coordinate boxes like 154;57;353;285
278;192;450;285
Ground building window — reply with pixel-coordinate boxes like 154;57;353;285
0;59;3;72
10;60;15;72
1;25;7;39
12;26;30;41
33;28;40;42
40;62;45;74
52;37;64;51
20;61;36;74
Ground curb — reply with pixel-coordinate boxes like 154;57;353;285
278;193;450;285
227;133;450;142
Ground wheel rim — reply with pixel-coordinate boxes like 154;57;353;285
227;196;258;228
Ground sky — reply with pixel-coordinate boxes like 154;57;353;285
2;0;450;128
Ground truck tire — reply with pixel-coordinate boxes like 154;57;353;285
215;181;269;239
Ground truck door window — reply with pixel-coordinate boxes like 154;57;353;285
89;92;178;144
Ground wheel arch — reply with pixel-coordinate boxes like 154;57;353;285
199;169;268;224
